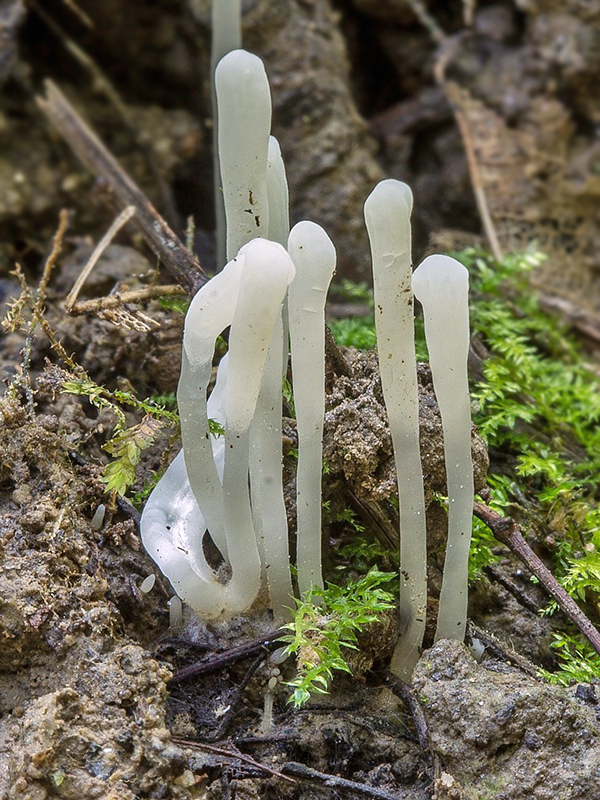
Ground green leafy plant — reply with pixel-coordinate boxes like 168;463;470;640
457;247;600;683
280;568;395;706
539;632;600;685
62;374;180;498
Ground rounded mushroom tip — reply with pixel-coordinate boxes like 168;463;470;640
411;254;469;303
239;237;296;284
365;178;413;218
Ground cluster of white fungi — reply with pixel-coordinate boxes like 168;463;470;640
140;0;474;679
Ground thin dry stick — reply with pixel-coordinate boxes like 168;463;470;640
281;761;412;800
384;671;433;771
462;0;476;26
13;267;80;373
65;205;136;311
473;501;600;658
37;81;207;295
68;285;187;317
170;631;284;683
404;4;503;260
434;44;503;262
17;211;71;413
61;0;93;27
404;0;446;45
31;2;180;227
171;739;295;784
39;209;70;305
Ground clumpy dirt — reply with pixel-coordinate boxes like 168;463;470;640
414;640;600;800
1;1;600;798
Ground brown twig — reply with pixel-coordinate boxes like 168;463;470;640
465;621;541;679
36;80;207;295
61;0;94;28
384;671;433;774
434;43;503;262
65;205;137;311
39;209;70;305
67;285;186;316
170;631;285;683
172;739;295;784
483;563;541;615
473;501;600;657
31;2;181;229
207;653;267;742
281;761;412;800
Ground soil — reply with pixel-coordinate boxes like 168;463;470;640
1;1;600;799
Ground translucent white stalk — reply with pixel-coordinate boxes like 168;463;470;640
287;221;336;594
140;356;231;617
266;136;290;248
247;140;293;619
215;49;271;261
177;256;244;558
411;255;474;643
266;134;292;379
141;240;295;619
222;239;296;611
249;313;293;619
364;179;427;680
211;0;242;267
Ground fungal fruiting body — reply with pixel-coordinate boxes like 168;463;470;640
411;255;474;643
287;221;337;594
365;179;427;679
140;239;295;619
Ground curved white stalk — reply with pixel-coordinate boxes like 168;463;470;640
246;138;293;619
177;255;244;558
223;239;296;610
215;49;271;261
141;240;295;619
411;254;474;643
364;179;427;679
249;313;293;619
141;356;231;617
287;221;336;594
266;136;290;248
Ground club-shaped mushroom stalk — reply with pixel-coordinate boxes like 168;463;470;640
411;254;474;643
222;239;296;610
215;49;271;261
248;135;293;619
287;221;336;594
141;239;295;618
364;179;427;679
177;255;244;559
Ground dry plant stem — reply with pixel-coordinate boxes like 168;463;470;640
170;631;284;683
15;210;70;412
39;209;69;305
60;0;93;28
172;739;295;784
473;502;600;658
32;3;179;228
65;205;136;311
384;672;433;773
14;268;79;374
404;0;446;45
67;285;186;317
434;43;503;262
465;621;541;679
281;762;409;800
37;81;207;295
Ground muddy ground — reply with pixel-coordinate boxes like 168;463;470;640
1;1;600;798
